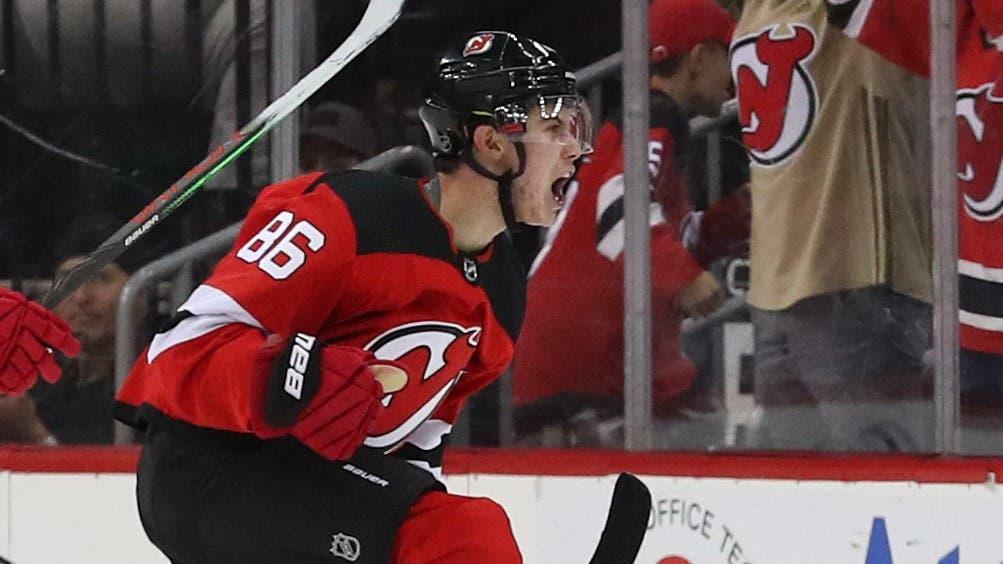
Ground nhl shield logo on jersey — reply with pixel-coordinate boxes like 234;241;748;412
329;532;361;562
362;321;481;449
957;82;1003;222
731;23;819;167
462;257;479;283
463;33;495;57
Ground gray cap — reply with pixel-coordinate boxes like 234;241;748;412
301;102;378;158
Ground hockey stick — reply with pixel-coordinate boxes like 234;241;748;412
42;0;406;309
587;473;652;564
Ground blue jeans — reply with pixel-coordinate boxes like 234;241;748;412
750;286;933;452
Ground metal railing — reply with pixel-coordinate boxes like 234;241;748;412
113;224;242;444
576;52;624;87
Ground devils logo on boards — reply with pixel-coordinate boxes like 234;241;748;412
362;321;481;449
731;24;819;167
957;82;1003;223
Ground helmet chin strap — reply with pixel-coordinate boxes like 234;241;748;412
462;141;529;232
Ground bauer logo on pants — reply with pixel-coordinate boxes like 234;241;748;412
330;533;361;562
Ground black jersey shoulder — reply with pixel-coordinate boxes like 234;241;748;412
610;90;691;170
609;90;690;146
649;90;690;146
316;169;526;341
314;169;454;262
649;90;691;172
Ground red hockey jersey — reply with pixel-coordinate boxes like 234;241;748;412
827;0;1003;354
513;92;703;411
115;170;525;478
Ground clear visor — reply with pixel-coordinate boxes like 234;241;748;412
496;95;594;155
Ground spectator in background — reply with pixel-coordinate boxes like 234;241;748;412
192;0;315;244
513;0;739;448
824;0;1003;451
732;1;933;451
0;217;151;444
201;0;271;192
298;101;379;173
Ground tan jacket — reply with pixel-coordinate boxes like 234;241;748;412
732;0;932;309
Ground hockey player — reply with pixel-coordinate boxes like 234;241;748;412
113;31;590;563
513;0;736;448
0;287;81;396
732;1;935;451
825;0;1003;436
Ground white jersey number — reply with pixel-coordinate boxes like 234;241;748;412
236;211;326;279
648;140;664;179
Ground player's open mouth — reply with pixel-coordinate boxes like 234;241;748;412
551;176;571;206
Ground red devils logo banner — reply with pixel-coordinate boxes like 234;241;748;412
731;24;819;167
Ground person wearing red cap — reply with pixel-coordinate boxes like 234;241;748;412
512;0;746;448
649;0;737;117
731;1;935;451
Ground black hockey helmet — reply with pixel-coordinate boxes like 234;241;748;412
420;31;592;165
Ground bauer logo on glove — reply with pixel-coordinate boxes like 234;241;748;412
251;332;397;461
266;332;322;427
283;333;317;400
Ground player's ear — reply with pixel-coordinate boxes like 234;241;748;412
470;124;508;169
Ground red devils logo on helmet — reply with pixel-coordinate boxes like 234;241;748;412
957;82;1003;222
463;33;496;57
731;24;819;167
362;321;481;449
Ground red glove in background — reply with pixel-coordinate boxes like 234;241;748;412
691;188;751;267
0;288;82;395
249;333;398;461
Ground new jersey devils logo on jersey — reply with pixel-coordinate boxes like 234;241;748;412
957;83;1003;222
362;321;481;449
731;24;819;167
